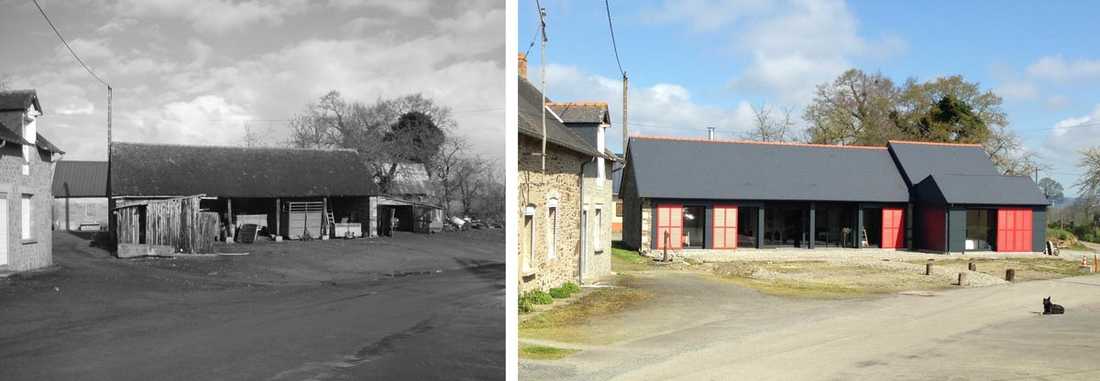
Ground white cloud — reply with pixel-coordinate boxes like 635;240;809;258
55;103;95;115
329;0;431;17
56;38;112;61
640;0;772;31
1027;56;1100;83
120;95;253;144
995;80;1039;101
543;64;756;152
114;0;309;33
1039;105;1100;190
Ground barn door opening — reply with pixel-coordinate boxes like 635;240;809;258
713;205;738;250
655;203;682;250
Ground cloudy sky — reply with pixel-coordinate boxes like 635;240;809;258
520;0;1100;195
0;0;504;162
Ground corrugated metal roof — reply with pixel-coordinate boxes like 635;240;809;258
924;174;1049;206
111;143;378;198
887;141;998;186
628;137;910;202
518;77;601;157
53;161;108;198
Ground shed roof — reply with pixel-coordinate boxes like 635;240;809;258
0;90;41;113
518;77;601;157
53;160;108;198
110;143;377;198
887;141;998;186
627;136;910;202
920;174;1049;206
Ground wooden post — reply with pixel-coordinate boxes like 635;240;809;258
226;198;234;242
1005;268;1015;282
968;261;976;271
275;198;281;240
925;262;933;276
957;272;967;286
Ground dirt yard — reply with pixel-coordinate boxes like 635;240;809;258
0;230;504;380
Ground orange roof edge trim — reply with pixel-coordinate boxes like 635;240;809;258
887;140;984;148
547;101;609;107
629;135;888;150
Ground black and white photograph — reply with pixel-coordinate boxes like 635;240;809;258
0;0;504;380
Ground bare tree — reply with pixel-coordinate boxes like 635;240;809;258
429;136;468;215
1077;147;1100;202
743;103;793;142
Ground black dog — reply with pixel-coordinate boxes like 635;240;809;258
1043;297;1065;315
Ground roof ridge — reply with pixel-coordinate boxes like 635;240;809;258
888;140;983;148
631;135;888;150
113;141;359;153
547;101;608;107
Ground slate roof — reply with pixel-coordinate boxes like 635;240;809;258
611;160;623;196
110;143;378;198
887;141;998;186
547;102;609;124
53;161;108;198
919;174;1049;206
627;137;910;202
518;77;601;157
0;90;41;113
0;121;30;145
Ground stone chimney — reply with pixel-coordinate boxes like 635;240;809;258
518;53;528;79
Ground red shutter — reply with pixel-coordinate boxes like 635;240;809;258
996;208;1033;252
656;203;683;249
881;208;904;249
713;205;739;250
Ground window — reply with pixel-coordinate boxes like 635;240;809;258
595;208;603;251
21;195;32;240
547;205;558;259
615;201;623;217
523;214;534;273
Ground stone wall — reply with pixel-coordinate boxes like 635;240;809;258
639;199;652;255
0;143;56;272
580;161;613;283
517;134;586;293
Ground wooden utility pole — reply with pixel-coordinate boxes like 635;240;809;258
538;5;548;173
106;85;115;247
622;72;629;155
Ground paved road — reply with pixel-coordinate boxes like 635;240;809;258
0;232;504;380
521;271;1100;381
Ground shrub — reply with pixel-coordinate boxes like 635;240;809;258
526;291;553;305
518;297;535;313
560;282;581;294
549;287;571;299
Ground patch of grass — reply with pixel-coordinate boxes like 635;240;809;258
561;282;581;294
611;246;652;272
549;287;571;299
519;344;578;360
524;291;554;305
520;275;653;343
519;297;535;314
713;261;950;299
913;258;1083;281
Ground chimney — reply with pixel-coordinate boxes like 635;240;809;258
518;53;528;79
706;127;716;141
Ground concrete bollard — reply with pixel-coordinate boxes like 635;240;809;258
968;262;976;271
1005;268;1015;282
957;272;967;286
925;263;933;276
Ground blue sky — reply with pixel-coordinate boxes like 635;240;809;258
1;0;503;161
520;0;1100;196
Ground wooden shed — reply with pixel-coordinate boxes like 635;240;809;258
114;195;218;257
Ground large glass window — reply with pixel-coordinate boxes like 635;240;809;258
21;195;32;240
682;206;706;249
966;209;995;251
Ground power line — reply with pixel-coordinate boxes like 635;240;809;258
604;0;625;76
33;0;109;88
523;25;539;58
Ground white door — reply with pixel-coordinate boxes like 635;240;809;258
0;198;8;266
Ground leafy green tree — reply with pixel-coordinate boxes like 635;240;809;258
1039;177;1064;204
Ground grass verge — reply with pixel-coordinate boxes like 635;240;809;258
611;245;652;272
520;275;653;344
713;261;950;299
519;344;579;360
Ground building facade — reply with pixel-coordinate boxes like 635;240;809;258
52;160;108;231
0;90;64;272
517;58;611;293
621;136;1048;255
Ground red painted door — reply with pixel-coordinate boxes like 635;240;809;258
881;208;904;249
997;208;1032;252
713;205;738;249
656;204;683;249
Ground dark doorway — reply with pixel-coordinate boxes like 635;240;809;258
863;207;883;248
966;209;995;251
814;204;855;248
738;206;759;248
764;204;807;248
682;206;706;249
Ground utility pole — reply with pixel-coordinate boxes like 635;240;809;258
538;5;548;174
622;72;628;156
106;85;115;247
